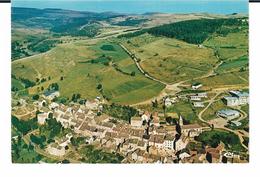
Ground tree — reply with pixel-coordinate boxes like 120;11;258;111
222;156;228;163
49;83;59;91
130;71;136;76
206;152;212;163
97;83;103;90
166;117;177;125
32;94;39;100
152;99;158;108
162;104;166;117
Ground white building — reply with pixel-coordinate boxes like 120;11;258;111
49;102;59;110
164;97;177;107
224;91;249;106
217;109;240;120
192;83;202;90
37;112;49;125
190;95;201;101
197;92;207;98
131;117;143;127
193;102;205;108
164;97;173;107
85;100;99;110
141;112;150;122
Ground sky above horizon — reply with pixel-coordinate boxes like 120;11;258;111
13;0;248;14
14;0;248;1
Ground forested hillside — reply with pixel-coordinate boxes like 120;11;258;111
119;18;248;44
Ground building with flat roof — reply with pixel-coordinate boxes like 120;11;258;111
217;109;240;120
193;102;205;108
224;91;249;106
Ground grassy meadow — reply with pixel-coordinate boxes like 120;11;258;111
121;34;218;84
12;40;165;105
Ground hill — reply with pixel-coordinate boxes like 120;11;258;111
12;40;164;105
119;18;248;44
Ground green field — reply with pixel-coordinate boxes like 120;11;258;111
166;100;198;124
12;40;164;104
120;34;218;84
189;71;248;90
12;78;25;90
195;129;246;152
217;56;248;74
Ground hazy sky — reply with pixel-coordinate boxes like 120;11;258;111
14;0;248;1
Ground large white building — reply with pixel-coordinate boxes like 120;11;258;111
224;91;249;107
217;109;240;120
37;112;50;125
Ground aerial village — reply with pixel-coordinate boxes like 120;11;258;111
11;83;249;163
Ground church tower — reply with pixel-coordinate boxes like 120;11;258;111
179;115;183;126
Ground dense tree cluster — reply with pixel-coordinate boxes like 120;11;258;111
39;117;63;140
79;145;124;163
12;136;43;163
71;93;81;102
195;130;245;152
12;41;30;60
119;18;247;44
102;103;138;122
28;39;61;53
48;83;59;91
11;116;38;135
19;77;36;88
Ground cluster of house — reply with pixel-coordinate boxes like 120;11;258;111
14;88;248;163
189;92;207;108
33;96;213;162
163;91;207;109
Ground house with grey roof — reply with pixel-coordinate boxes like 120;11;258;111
217;109;240;120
